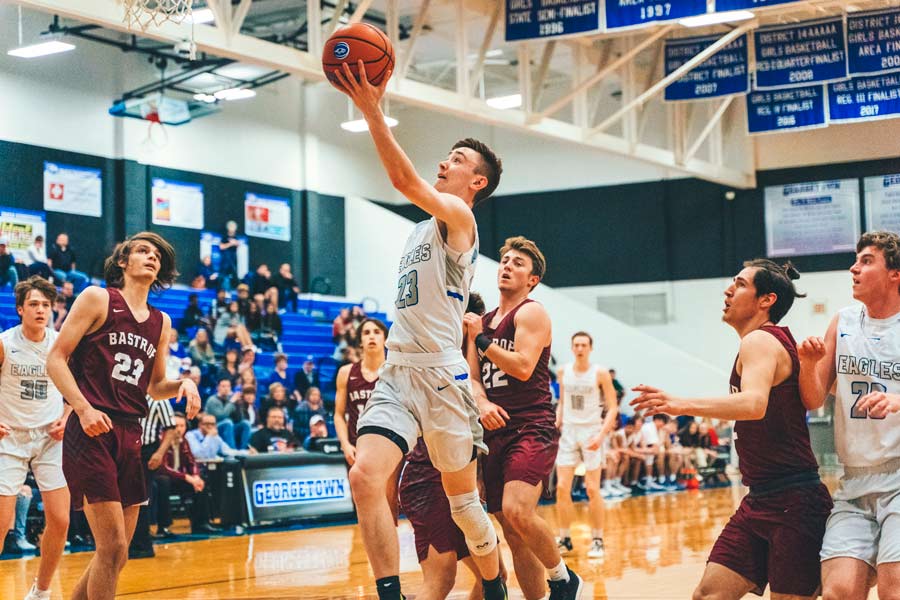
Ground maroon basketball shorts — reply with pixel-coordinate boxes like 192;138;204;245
483;424;559;514
708;483;833;596
62;412;147;510
399;466;469;563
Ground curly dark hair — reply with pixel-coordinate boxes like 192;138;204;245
452;138;502;207
858;231;900;294
14;276;57;308
104;231;178;293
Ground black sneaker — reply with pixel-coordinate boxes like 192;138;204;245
128;546;155;559
2;531;23;556
548;567;583;600
556;536;574;554
482;576;508;600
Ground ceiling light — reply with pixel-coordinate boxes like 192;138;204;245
214;87;256;101
188;8;216;24
7;40;75;58
193;93;218;103
486;94;522;110
340;116;399;133
678;10;754;28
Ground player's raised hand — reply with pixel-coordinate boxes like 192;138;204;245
798;336;827;363
178;379;202;420
631;384;683;416
478;399;509;430
0;422;10;440
333;60;392;116
78;406;113;437
856;391;900;419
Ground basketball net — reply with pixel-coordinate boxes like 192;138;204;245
121;0;197;58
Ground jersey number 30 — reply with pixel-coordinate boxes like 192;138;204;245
112;352;145;386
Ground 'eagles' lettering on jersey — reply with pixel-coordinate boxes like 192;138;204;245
107;331;157;360
11;364;48;377
398;243;432;273
837;354;900;381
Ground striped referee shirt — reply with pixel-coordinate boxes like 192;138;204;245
140;396;176;447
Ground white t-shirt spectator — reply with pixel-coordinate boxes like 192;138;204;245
641;421;660;446
26;243;47;266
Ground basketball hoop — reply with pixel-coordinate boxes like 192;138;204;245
121;0;197;58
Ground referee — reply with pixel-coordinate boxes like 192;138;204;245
129;395;178;559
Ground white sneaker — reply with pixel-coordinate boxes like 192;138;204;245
24;581;51;600
15;537;37;552
587;538;605;559
612;481;632;495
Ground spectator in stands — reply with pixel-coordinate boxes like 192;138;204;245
180;293;208;333
218;347;240;387
213;300;253;350
259;382;292;428
292;357;320;403
52;296;68;331
293;386;326;441
247;264;274;297
235;386;257;428
156;414;220;535
198;255;220;290
249;406;298;454
1;484;36;555
25;235;52;279
350;305;367;329
303;414;330;451
189;328;217;370
258;300;283;351
167;328;186;359
678;420;702;470
245;299;262;336
235;284;252;318
0;238;20;288
237;347;257;379
205;378;251;450
273;263;300;312
212;288;229;320
267;354;291;391
47;232;88;291
219;221;240;290
186;412;236;460
332;307;351;342
60;281;76;310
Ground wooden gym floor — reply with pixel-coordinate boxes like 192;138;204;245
0;482;872;599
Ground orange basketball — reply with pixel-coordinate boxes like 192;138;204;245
322;23;395;90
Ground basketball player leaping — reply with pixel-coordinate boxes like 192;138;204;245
333;62;506;600
47;232;201;600
798;231;900;600
631;259;833;600
0;277;70;600
555;331;618;560
465;236;584;600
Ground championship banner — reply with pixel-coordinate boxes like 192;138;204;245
764;179;861;258
245;193;291;242
151;178;204;230
0;206;47;263
715;0;799;10
828;73;900;123
847;9;900;76
505;0;601;42
864;174;900;233
746;83;827;134
754;18;848;90
43;162;102;218
604;0;705;31
664;34;749;101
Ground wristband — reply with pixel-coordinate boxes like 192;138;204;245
475;333;493;353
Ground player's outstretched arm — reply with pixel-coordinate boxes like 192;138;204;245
631;330;778;421
472;302;551;382
147;314;200;419
333;61;476;242
333;364;355;464
797;314;837;411
47;287;113;436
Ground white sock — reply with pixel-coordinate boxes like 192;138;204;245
669;474;677;483
591;529;603;540
547;559;569;582
559;528;570;539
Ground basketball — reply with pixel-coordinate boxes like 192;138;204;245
322;23;395;90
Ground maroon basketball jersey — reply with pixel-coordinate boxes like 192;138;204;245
479;299;554;436
730;325;819;487
346;361;377;446
70;287;164;419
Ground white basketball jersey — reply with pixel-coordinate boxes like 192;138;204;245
834;305;900;468
0;326;63;429
561;363;603;426
387;218;478;355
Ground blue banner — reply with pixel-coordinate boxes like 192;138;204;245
754;18;848;90
828;73;900;123
604;0;705;30
848;9;900;76
716;0;799;10
505;0;600;41
747;83;827;134
664;34;749;101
